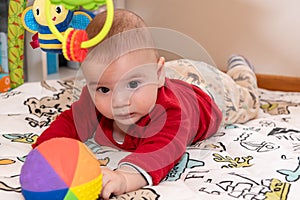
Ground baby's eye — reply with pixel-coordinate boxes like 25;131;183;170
128;81;141;89
56;6;62;14
97;87;110;94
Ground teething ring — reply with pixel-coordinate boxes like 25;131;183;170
62;28;74;61
63;28;89;62
45;0;114;61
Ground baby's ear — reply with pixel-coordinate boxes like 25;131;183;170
157;57;166;87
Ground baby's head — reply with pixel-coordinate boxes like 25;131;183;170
81;9;165;126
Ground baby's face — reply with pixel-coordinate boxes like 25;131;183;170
83;51;164;126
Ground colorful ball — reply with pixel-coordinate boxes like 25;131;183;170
20;138;102;200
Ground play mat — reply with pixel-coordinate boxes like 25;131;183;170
0;68;300;200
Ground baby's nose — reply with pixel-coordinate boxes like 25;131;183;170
112;91;131;108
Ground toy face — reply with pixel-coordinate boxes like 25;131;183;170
33;0;69;26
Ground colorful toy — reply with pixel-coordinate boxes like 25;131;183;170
46;0;114;62
20;137;102;200
0;32;11;92
8;0;27;89
22;0;94;53
22;0;114;62
0;74;10;93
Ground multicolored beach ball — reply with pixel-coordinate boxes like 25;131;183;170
20;137;102;200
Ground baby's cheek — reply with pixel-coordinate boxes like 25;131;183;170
133;88;157;113
95;97;113;119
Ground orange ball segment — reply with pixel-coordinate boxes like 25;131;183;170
20;137;102;200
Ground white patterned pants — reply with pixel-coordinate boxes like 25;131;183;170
165;59;259;125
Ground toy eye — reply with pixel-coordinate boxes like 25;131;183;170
35;7;40;16
56;6;62;14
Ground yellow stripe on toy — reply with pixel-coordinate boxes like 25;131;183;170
8;0;27;88
38;33;66;40
39;43;63;49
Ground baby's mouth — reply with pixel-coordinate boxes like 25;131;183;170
52;16;56;21
114;113;135;120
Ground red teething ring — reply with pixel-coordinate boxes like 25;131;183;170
63;28;75;61
62;29;88;62
71;30;88;62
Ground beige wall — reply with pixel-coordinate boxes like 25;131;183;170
125;0;300;77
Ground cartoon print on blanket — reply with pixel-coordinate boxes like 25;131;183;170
0;141;20;193
164;152;204;181
260;99;300;115
111;188;160;200
0;159;16;165
189;141;226;152
0;90;21;99
175;123;293;199
184;170;291;199
277;157;300;182
213;153;253;168
259;120;276;127
23;80;75;128
232;126;280;153
268;127;300;141
3;133;38;144
267;127;300;153
40;80;58;92
240;140;280;152
0;181;21;193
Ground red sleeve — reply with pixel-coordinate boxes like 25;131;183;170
32;86;100;148
119;101;187;185
119;79;222;185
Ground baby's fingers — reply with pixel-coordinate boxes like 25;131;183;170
101;180;117;199
100;167;127;199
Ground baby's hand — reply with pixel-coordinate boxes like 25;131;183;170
101;167;127;199
100;165;147;199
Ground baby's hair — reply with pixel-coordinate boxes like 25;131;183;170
83;9;158;67
86;9;147;40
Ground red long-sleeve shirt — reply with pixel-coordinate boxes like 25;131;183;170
33;78;222;185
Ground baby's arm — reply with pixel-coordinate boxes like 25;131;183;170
100;166;147;199
32;86;98;147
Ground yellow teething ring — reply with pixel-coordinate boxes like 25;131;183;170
81;0;114;49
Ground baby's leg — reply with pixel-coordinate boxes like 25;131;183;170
222;55;259;124
164;58;259;125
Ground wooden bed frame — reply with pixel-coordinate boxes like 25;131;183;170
257;74;300;92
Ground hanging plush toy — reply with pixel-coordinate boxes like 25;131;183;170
22;0;114;62
21;0;94;53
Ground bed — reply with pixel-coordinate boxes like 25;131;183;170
0;62;300;200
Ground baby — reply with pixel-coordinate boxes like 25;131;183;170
33;9;259;199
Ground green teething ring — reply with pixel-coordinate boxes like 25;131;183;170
45;0;114;48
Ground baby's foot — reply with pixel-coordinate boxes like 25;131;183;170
227;55;254;71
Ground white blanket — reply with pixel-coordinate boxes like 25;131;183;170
0;79;300;200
